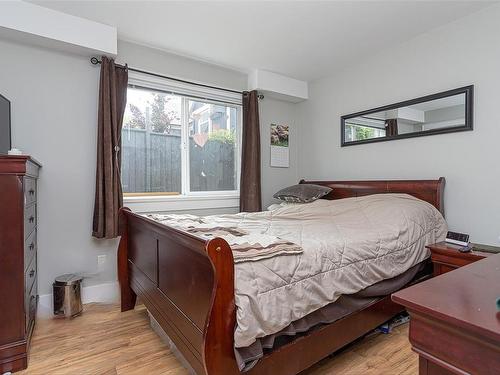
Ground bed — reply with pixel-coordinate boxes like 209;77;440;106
117;178;446;375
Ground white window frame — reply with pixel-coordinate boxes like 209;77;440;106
123;71;242;213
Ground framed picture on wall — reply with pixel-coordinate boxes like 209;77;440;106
270;123;289;168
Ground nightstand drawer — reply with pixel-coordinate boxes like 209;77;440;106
431;253;479;268
427;241;492;277
433;263;457;275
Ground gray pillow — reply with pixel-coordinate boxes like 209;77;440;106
273;184;332;203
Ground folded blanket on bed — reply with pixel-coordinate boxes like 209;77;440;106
145;214;303;263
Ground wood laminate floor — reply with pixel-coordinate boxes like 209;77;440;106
19;303;417;375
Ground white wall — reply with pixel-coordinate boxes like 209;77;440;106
0;39;116;296
117;40;246;90
0;39;251;295
297;4;500;245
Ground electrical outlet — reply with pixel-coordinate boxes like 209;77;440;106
97;254;107;270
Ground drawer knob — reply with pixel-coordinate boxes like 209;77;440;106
29;189;35;195
29;270;35;277
29;216;34;223
29;242;35;250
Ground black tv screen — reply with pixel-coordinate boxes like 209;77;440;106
0;94;11;154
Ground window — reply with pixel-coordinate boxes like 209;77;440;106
121;72;241;206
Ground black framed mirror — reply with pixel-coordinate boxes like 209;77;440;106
341;85;473;147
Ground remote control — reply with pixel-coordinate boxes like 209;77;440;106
458;244;473;253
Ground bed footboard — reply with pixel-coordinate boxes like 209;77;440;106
118;208;239;375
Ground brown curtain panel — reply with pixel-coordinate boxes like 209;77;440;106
92;57;128;239
240;91;262;212
385;118;398;137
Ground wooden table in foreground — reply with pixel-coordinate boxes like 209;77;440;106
392;254;500;375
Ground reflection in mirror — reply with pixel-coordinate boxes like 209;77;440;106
341;86;472;146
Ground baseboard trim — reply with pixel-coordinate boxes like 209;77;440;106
38;281;119;317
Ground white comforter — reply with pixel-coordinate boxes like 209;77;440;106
199;194;446;348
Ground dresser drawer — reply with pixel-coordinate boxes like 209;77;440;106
25;279;37;334
24;203;36;238
25;255;37;296
24;230;37;271
24;177;37;206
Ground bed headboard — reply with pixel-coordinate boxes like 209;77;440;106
299;177;445;216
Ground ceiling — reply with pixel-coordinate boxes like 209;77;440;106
30;1;495;81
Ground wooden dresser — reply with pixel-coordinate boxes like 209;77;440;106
392;254;500;375
0;155;41;373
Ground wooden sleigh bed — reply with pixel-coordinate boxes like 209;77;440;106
117;178;445;375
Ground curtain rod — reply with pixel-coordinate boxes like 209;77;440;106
90;57;264;99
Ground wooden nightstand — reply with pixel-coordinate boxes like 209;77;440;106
426;241;494;276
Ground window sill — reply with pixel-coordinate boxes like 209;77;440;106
123;194;240;213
